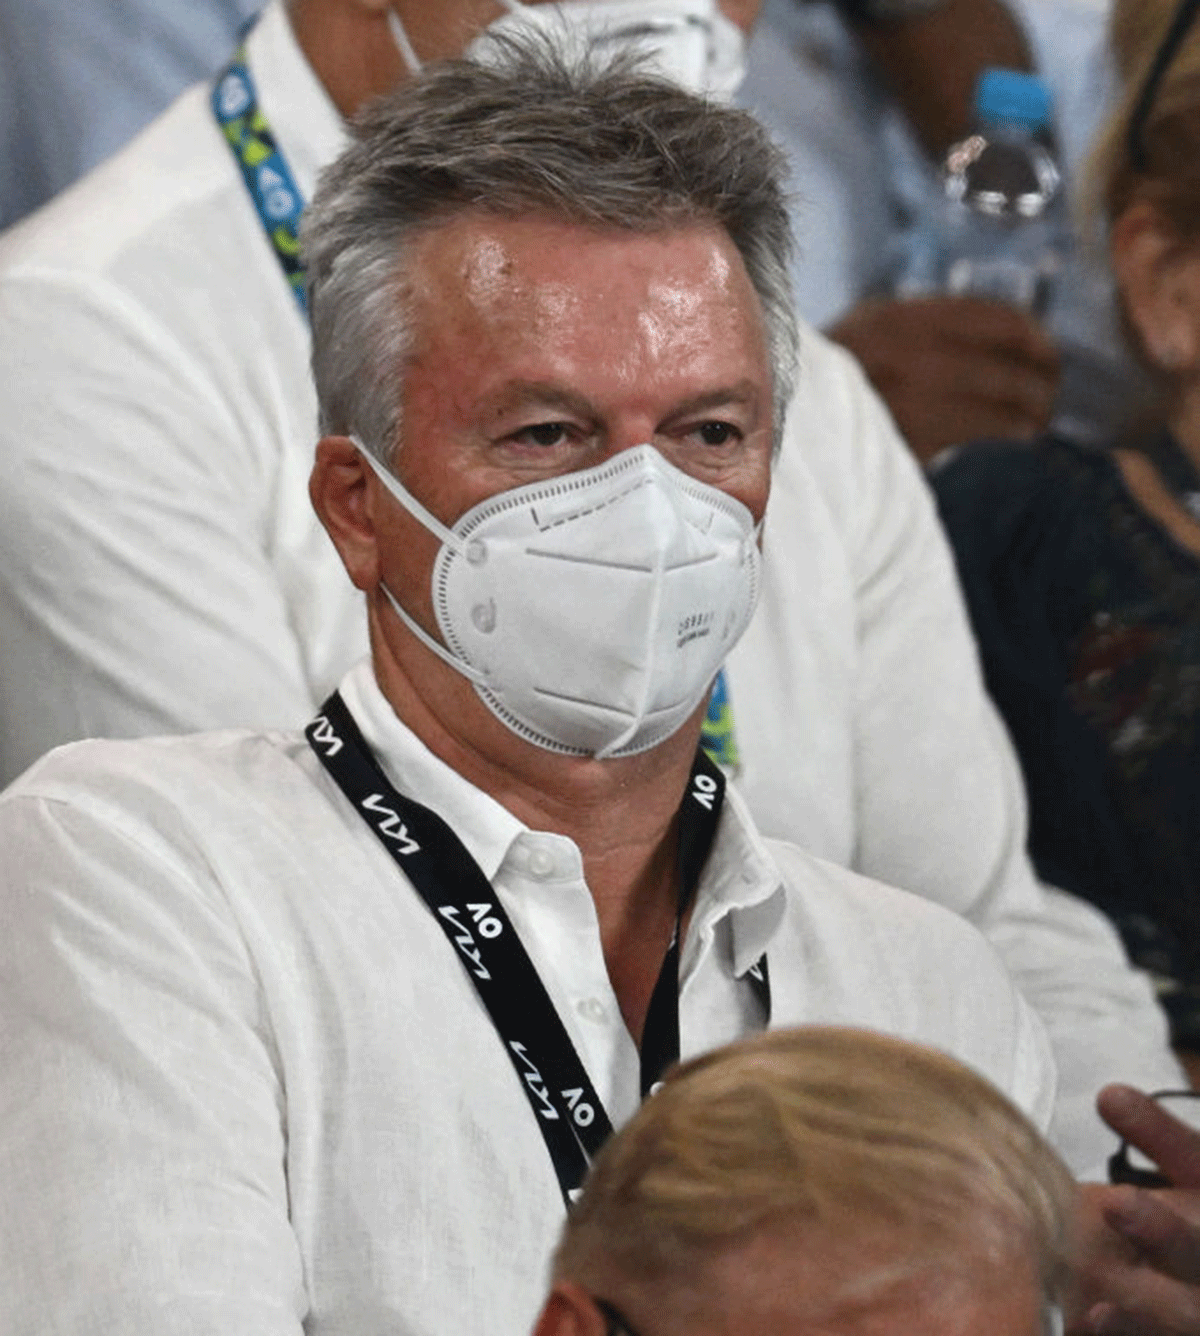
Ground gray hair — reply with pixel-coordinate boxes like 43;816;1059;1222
302;36;798;462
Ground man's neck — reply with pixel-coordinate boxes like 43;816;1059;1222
368;616;706;1041
286;0;500;119
287;1;407;118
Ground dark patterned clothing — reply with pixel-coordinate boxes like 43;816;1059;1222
933;432;1200;1048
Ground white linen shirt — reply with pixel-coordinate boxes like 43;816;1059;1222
0;0;1182;1177
0;0;357;770
0;659;1055;1336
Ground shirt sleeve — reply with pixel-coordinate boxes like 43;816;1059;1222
783;329;1184;1178
0;784;307;1334
0;265;319;785
771;837;1061;1138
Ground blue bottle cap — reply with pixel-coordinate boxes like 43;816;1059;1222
974;68;1054;133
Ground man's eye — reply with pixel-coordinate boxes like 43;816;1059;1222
696;421;740;446
514;422;570;447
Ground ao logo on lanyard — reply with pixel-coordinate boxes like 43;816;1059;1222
305;692;770;1205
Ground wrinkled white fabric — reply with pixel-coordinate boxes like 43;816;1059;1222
0;658;1056;1333
0;0;357;779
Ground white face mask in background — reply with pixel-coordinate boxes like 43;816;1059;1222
388;1;748;103
357;442;761;759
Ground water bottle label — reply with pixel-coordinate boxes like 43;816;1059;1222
946;256;1046;311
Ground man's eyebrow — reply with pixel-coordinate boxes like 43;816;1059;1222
488;381;764;421
662;382;763;418
487;382;598;420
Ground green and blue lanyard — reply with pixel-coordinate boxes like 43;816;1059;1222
212;45;308;316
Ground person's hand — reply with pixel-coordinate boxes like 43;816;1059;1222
1070;1085;1200;1335
827;294;1061;465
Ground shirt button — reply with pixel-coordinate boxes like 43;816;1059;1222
528;848;556;878
577;998;607;1023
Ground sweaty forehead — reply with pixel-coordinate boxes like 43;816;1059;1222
404;211;758;346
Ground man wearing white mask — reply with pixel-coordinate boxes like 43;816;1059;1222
385;0;750;99
0;48;1058;1332
0;0;760;783
0;0;1185;1181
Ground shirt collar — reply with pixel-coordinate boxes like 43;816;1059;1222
689;781;787;979
245;0;347;205
337;659;526;882
336;658;787;967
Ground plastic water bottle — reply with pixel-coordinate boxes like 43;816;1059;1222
891;68;1067;316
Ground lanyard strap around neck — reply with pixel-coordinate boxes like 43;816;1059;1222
305;690;768;1203
700;667;739;770
212;42;309;317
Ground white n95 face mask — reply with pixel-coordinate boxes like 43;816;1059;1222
357;442;761;759
389;1;747;102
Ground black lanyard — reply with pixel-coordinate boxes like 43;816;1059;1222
305;691;769;1203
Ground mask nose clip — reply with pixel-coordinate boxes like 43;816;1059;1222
385;8;424;76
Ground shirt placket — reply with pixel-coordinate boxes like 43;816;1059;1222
493;831;643;1129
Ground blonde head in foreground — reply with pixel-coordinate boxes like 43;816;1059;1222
537;1026;1076;1336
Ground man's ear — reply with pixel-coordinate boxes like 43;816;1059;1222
1111;199;1200;373
531;1281;611;1336
309;434;382;592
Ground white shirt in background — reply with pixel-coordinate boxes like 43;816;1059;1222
0;0;355;773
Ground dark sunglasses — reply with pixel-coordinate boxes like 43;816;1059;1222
1128;0;1200;170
